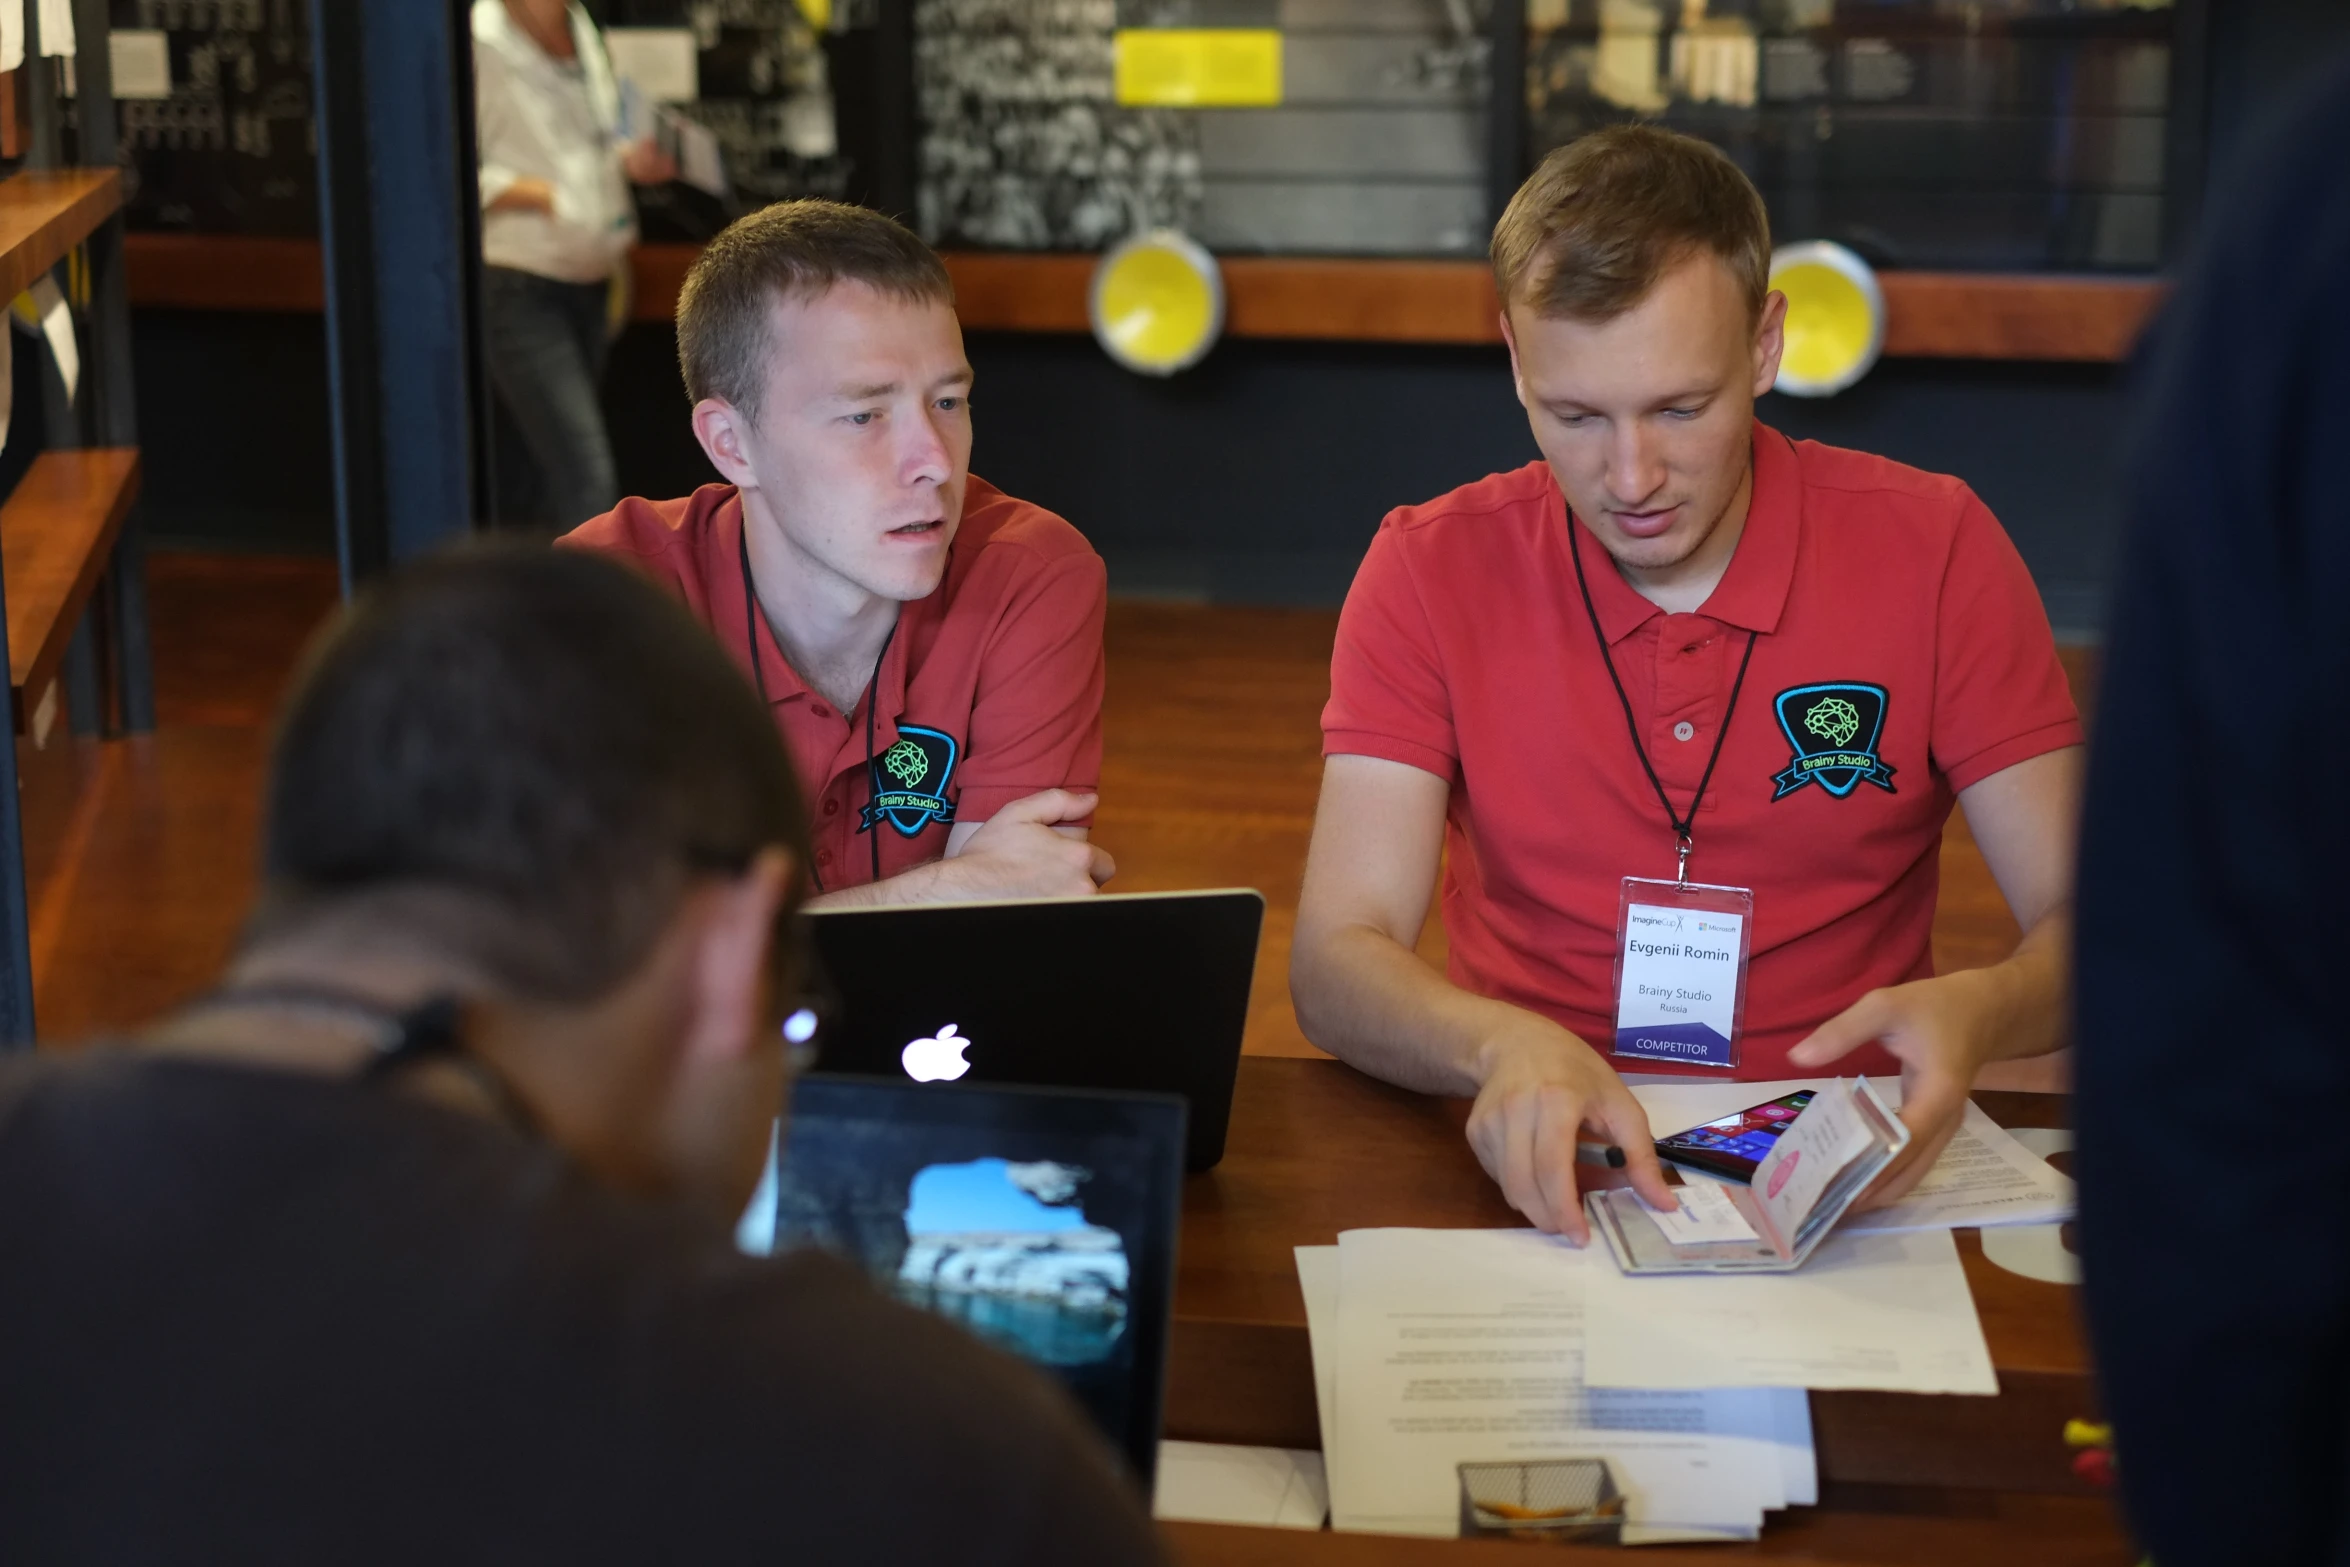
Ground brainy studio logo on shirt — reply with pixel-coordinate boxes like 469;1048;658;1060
862;725;960;836
1771;682;1897;800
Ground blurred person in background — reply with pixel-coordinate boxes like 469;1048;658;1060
475;0;676;532
2075;53;2350;1567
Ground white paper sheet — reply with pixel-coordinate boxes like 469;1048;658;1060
603;27;698;102
28;278;76;406
1153;1442;1328;1529
1326;1228;1804;1539
664;108;728;197
1634;1077;2074;1233
1295;1244;1340;1451
110;30;172;98
36;0;71;58
1583;1225;1998;1394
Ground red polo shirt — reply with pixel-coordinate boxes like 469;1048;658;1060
562;476;1106;892
1323;423;2081;1080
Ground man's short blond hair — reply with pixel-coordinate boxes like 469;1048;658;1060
675;199;955;425
1491;124;1770;324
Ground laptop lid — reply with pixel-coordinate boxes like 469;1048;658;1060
758;1076;1185;1492
802;889;1262;1170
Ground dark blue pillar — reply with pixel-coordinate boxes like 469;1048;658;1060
312;0;490;589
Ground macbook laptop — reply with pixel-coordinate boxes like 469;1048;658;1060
801;889;1262;1170
750;1075;1186;1491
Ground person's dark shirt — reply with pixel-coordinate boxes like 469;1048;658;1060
0;1050;1166;1564
2075;51;2350;1567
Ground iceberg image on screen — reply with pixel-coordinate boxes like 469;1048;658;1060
894;1158;1130;1366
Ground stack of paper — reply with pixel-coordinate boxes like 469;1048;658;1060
1152;1441;1328;1529
1631;1079;2074;1233
1579;1225;1999;1394
1300;1231;1817;1544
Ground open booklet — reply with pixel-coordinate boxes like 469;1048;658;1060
1587;1078;1909;1274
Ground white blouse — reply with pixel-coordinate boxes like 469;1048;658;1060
472;0;636;284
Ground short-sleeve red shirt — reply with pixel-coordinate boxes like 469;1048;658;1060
1323;423;2081;1080
562;476;1106;893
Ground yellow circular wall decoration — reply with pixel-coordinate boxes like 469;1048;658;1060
1769;241;1885;398
1090;230;1226;377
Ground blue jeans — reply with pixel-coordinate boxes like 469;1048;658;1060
481;265;618;533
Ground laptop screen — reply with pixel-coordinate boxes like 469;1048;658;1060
746;1076;1186;1489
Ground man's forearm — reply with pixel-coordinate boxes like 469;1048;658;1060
804;859;954;910
1291;922;1538;1097
1950;904;2074;1067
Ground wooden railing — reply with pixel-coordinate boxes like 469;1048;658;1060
124;233;2164;363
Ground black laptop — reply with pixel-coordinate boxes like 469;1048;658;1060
800;889;1262;1170
755;1076;1186;1491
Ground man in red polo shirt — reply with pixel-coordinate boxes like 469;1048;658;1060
563;200;1111;904
1292;126;2083;1239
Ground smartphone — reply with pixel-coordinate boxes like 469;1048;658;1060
1652;1090;1815;1184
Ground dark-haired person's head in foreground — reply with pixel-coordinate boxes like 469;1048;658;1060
0;547;1163;1564
563;199;1113;909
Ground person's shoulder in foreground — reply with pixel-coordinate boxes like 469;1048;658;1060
0;544;1158;1564
0;1052;1153;1564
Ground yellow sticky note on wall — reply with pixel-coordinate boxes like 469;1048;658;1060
1114;29;1282;108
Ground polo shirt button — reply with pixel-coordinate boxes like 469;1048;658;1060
816;849;832;865
823;799;839;817
810;703;832;720
1673;721;1696;742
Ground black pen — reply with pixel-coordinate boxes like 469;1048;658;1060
1575;1141;1627;1168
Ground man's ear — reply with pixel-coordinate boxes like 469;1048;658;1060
690;398;761;490
679;847;794;1069
1498;307;1530;410
1751;290;1789;399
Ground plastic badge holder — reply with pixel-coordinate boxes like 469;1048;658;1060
1609;877;1754;1070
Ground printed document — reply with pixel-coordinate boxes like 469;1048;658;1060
1322;1228;1814;1539
1633;1078;2073;1233
1582;1225;1999;1394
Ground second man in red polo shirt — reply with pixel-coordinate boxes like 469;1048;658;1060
565;201;1112;905
1292;126;2084;1239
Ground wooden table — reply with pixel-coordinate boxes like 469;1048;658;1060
1162;1057;2130;1563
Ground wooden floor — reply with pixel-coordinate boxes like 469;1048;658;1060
22;555;2093;1068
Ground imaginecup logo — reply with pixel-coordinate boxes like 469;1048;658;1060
902;1023;973;1083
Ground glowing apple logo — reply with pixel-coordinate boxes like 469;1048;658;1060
901;1023;972;1083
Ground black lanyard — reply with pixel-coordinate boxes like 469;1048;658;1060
739;523;896;890
181;984;540;1133
1567;513;1758;885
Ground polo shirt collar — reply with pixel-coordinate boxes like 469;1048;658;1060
1566;419;1802;643
717;491;920;745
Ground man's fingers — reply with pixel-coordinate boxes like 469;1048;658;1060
1595;1094;1676;1211
995;788;1098;827
1085;845;1116;886
1530;1090;1589;1244
1786;989;1894;1069
1860;1075;1968;1208
1491;1099;1547;1232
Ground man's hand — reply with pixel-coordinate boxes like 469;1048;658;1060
1787;971;1995;1209
936;789;1114;900
485;175;557;216
621;138;678;185
1466;1015;1677;1242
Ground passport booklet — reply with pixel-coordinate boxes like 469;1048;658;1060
1587;1078;1910;1275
